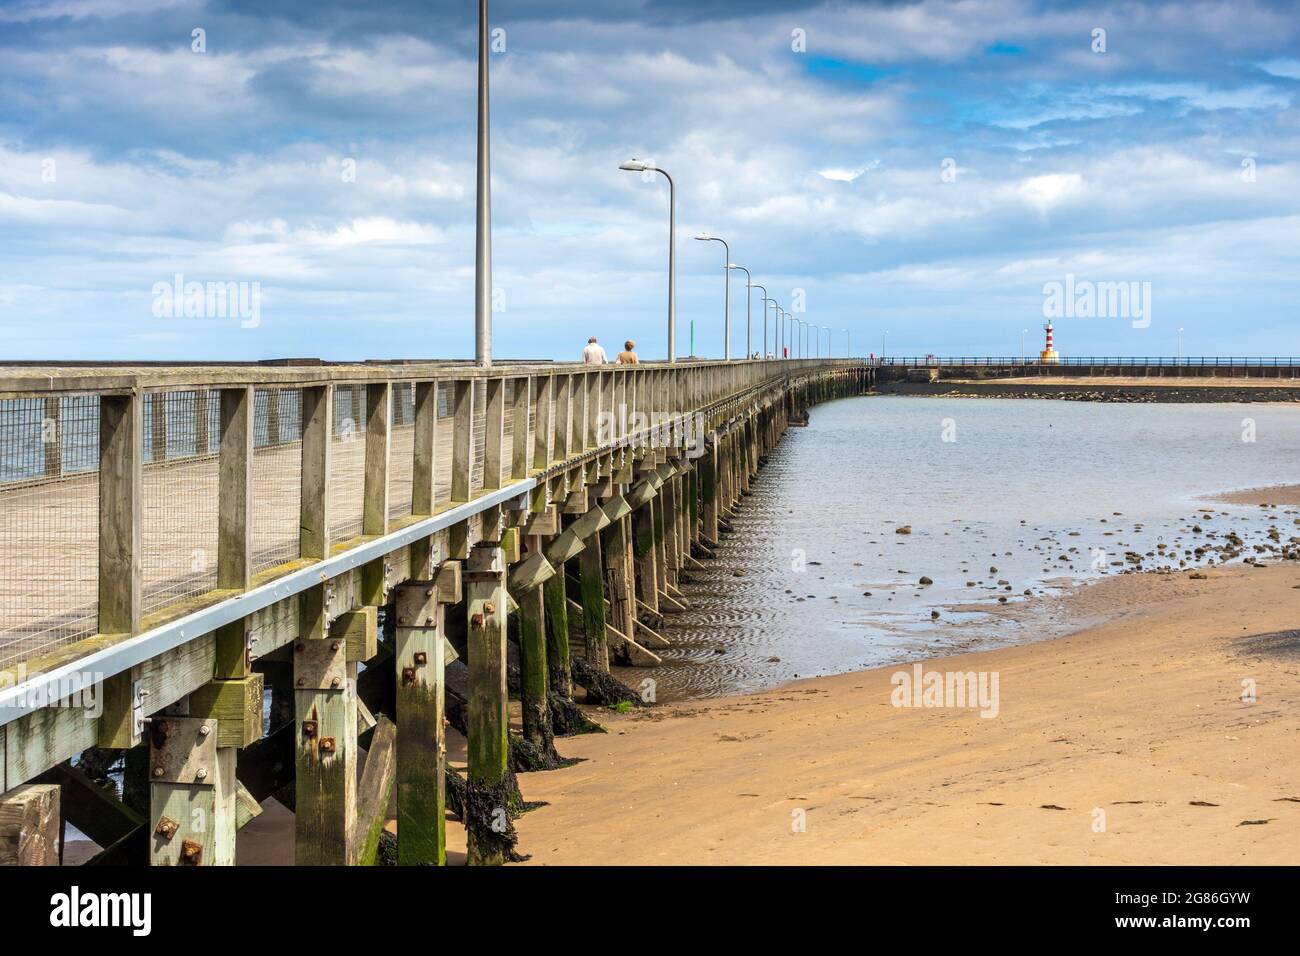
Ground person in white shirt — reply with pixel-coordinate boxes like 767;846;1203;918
582;337;608;364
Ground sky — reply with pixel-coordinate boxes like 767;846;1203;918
1;0;1298;362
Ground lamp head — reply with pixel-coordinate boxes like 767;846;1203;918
619;159;649;172
694;233;712;241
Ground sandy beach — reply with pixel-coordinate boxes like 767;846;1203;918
514;562;1300;865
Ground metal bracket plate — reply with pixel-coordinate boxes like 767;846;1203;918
293;639;346;691
149;717;218;785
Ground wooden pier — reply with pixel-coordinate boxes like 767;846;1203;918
0;357;870;865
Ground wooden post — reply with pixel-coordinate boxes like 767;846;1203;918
701;437;719;543
354;716;397;866
601;514;637;657
412;381;439;515
293;633;356;865
533;374;553;470
450;379;473;559
300;385;332;560
543;570;572;700
148;717;236;866
465;543;509;865
511;375;531;481
633;492;660;616
363;381;391;537
483;377;505;490
393;581;449;866
516;579;552;756
99;392;142;635
218;386;253;590
576;529;608;671
42;396;61;477
0;784;60;866
661;470;681;589
410;380;439;575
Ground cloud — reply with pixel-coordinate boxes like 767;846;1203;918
1;0;1299;361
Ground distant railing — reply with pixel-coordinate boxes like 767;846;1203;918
877;356;1300;368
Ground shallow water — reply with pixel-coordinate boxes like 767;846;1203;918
629;395;1300;702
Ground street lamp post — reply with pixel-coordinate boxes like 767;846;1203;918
1178;327;1184;362
820;326;830;358
751;282;768;358
727;263;753;358
1021;328;1028;364
619;159;676;362
474;0;493;367
696;235;731;359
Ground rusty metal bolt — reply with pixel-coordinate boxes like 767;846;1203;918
195;768;208;781
198;724;210;737
401;666;417;686
296;677;305;687
302;719;318;740
331;677;341;688
154;817;179;841
152;766;165;778
413;651;428;667
484;601;496;614
320;737;336;754
331;641;340;651
471;613;485;628
425;587;434;597
180;839;203;866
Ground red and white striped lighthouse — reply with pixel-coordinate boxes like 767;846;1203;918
1039;320;1060;364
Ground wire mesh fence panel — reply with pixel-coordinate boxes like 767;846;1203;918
0;396;100;670
142;391;220;617
328;384;367;543
389;382;415;523
252;388;303;573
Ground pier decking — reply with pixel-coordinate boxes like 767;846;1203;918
0;357;869;865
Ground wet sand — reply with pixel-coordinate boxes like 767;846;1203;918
515;563;1300;865
1213;484;1300;508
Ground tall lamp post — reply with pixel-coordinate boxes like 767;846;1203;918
727;263;753;358
475;0;493;367
619;159;676;362
1177;327;1184;362
752;283;768;358
820;325;830;358
1020;328;1028;364
696;234;731;359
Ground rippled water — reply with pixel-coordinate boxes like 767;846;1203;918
622;395;1300;702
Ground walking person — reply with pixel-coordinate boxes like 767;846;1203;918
582;336;608;364
617;340;639;364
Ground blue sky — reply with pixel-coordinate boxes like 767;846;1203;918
2;0;1298;361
